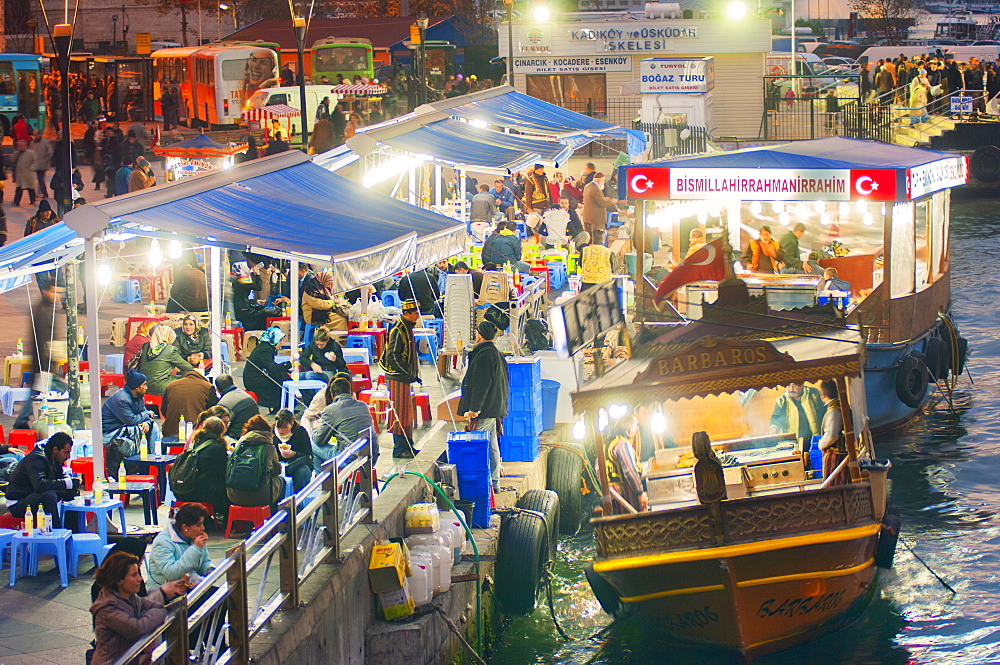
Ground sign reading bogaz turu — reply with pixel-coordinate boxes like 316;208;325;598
640;57;714;94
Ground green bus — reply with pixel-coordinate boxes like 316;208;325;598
312;38;374;83
0;54;45;134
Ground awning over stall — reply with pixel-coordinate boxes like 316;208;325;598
0;223;83;294
64;151;464;292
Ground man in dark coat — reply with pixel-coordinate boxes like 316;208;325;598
397;267;441;317
5;432;79;528
379;299;421;458
779;223;811;274
458;321;510;491
161;369;218;439
216;374;260;439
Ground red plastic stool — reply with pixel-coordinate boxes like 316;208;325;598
368;405;380;433
123;474;161;507
413;393;432;424
8;429;38;453
0;422;6;445
143;395;163;417
172;501;219;531
71;457;96;490
225;505;271;538
0;514;24;530
100;372;125;397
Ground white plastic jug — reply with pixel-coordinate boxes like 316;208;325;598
407;557;434;606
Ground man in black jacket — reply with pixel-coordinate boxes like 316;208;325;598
5;431;79;528
397;267;441;317
380;299;421;458
457;321;510;492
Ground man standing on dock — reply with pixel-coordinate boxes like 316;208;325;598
458;321;509;493
380;299;421;458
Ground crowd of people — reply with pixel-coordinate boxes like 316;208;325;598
865;53;1000;119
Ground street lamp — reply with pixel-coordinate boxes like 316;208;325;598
220;3;236;30
503;0;514;87
112;15;118;50
416;13;429;105
54;24;73;214
293;16;309;147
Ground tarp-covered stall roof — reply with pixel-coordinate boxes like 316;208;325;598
0;223;83;294
64;151;464;292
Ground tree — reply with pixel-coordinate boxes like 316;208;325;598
849;0;921;45
134;0;195;46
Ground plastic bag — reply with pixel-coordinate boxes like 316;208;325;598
348;298;366;321
367;296;385;320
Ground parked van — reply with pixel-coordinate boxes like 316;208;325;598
858;44;1000;64
242;85;340;135
766;51;834;78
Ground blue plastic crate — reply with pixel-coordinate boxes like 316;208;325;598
499;435;539;462
455;468;493;528
447;431;491;475
508;390;543;413
507;356;541;389
503;411;543;437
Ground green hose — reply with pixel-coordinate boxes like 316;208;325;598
381;470;484;655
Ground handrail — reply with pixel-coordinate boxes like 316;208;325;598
112;433;376;665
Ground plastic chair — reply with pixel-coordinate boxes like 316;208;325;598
381;290;401;309
104;353;125;374
342;347;371;365
413;329;439;364
68;533;111;575
144;394;163;417
347;362;371;380
8;429;37;453
345;335;376;360
114;279;143;304
280;379;327;411
413;392;432;424
71;457;95;491
225;505;271;538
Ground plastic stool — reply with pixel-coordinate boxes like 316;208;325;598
346;362;371;380
283;477;294;499
71;457;95;491
100;372;125;397
424;318;445;345
381;290;401;309
368;405;380;433
413;392;432;424
303;324;316;346
20;371;33;388
0;529;14;568
225;505;272;538
413;329;439;364
113;279;142;304
547;262;568;290
104;354;125;374
281;379;327;411
8;429;37;453
172;502;219;531
143;394;163;417
346;335;376;360
246;390;259;403
69;533;110;575
342;347;371;365
0;516;23;531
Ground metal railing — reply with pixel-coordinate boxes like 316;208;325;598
632;119;709;160
112;434;375;665
762;75;865;141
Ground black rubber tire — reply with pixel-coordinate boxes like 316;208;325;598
944;332;969;377
584;563;621;616
546;446;585;536
971;145;1000;183
895;352;929;408
495;511;547;616
517;489;560;558
875;508;902;570
923;337;949;382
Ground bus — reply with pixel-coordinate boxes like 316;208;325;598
0;54;45;135
312;38;374;83
153;44;279;128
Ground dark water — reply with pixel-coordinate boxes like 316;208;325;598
490;199;1000;665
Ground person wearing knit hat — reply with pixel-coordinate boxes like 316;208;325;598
380;297;422;457
101;369;161;479
457;319;509;492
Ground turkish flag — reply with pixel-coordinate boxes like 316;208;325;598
654;238;726;303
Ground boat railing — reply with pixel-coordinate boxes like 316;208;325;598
111;435;375;665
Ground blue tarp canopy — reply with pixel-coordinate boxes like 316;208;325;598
0;223;83;294
65;151;465;292
654;137;955;170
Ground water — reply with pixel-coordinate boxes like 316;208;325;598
489;199;1000;664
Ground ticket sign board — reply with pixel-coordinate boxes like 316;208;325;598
950;96;973;113
619;166;901;201
513;56;632;74
640;57;714;94
136;33;152;55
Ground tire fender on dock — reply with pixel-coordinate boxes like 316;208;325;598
495;509;548;616
516;489;561;558
895;352;929;408
923;337;949;382
875;508;902;569
546;446;585;536
970;145;1000;183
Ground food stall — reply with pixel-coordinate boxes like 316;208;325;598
153;133;249;182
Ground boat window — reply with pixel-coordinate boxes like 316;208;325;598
890;202;915;298
914;199;929;289
931;190;949;276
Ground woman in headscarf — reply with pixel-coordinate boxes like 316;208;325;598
243;326;291;412
173;314;212;368
137;324;194;396
123;319;157;370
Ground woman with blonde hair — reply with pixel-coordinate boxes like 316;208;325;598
137;325;193;396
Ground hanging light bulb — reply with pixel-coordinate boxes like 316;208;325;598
573;419;586;441
697;209;708;224
148;239;163;268
838;202;850;216
97;263;112;285
881;204;887;216
813;200;825;214
650;409;666;434
608;403;628;420
168;239;182;259
820;212;831;226
779;211;791;226
772;201;785;214
598;409;608;433
749;201;762;216
708;205;721;218
795;202;809;218
856;200;868;214
863;211;874;226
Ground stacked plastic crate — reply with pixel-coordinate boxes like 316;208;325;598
500;356;542;462
447;431;492;528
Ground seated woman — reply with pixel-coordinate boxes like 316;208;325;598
273;409;314;492
123;320;157;370
148;503;213;585
190;405;231;446
243;326;291;412
90;552;187;665
301;378;344;435
173;314;212;368
232;275;288;331
138;325;194;397
173;416;231;515
299;328;349;381
226;415;284;511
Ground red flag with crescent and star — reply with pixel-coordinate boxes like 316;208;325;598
654;238;726;303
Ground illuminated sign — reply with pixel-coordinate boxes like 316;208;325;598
637;337;792;380
513;56;632;74
640;57;714;93
907;156;968;199
618;166;900;201
569;26;699;53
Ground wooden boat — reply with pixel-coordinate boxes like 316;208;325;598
619;137;970;432
572;290;899;661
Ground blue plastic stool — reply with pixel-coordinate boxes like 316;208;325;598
10;529;71;587
342;347;371;365
280;379;328;411
104;353;125;374
423;317;445;345
68;533;112;576
346;335;376;360
20;371;33;388
283;477;294;499
547;262;568;290
0;529;14;569
303;324;317;346
113;279;142;304
414;329;439;364
515;222;528;238
381;290;401;309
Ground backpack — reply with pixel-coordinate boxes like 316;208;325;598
168;439;213;496
523;318;552;353
225;442;268;493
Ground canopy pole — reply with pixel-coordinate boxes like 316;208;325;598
459;169;467;225
408;166;417;206
290;259;300;377
209;246;223;378
84;238;105;481
434;164;442;207
636;199;646;325
590;411;612;516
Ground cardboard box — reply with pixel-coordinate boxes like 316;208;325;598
378;578;415;620
368;542;408;594
437;391;466;422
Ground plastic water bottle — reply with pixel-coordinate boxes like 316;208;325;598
225;312;232;328
36;510;46;534
809;436;823;476
456;333;463;355
15;337;23;358
179;415;186;439
24;507;34;535
140;445;148;461
93;479;104;504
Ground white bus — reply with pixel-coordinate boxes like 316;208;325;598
153;45;280;128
